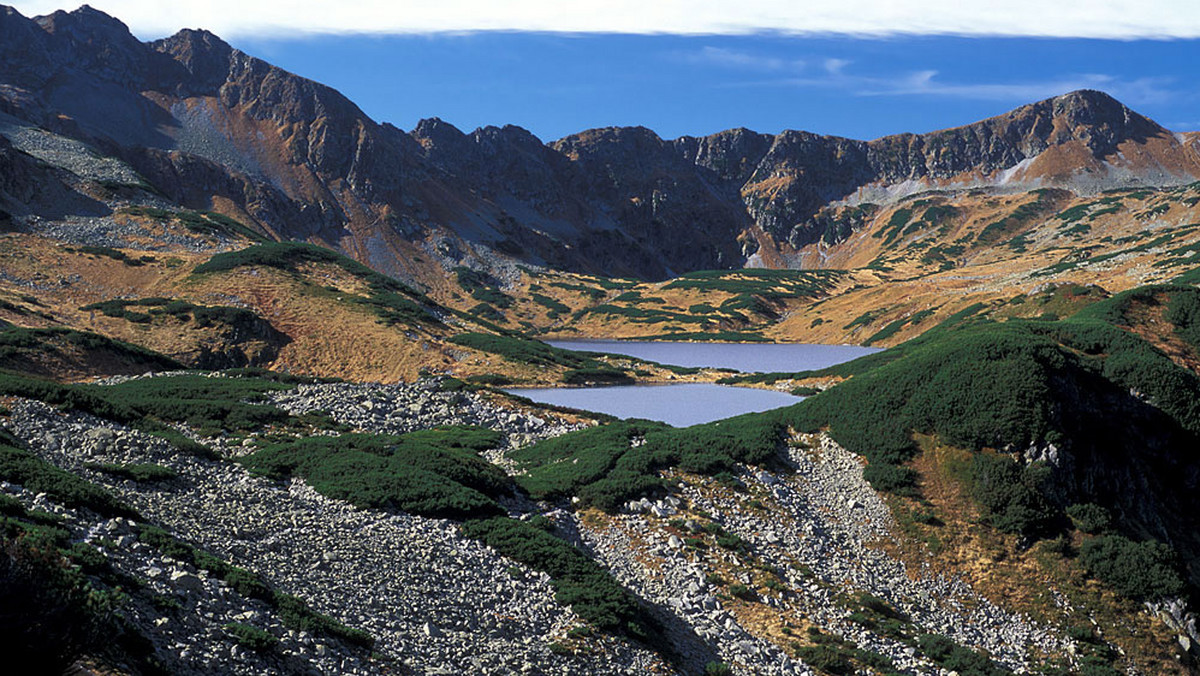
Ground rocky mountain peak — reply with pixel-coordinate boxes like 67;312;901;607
411;117;474;163
35;4;133;36
32;4;147;87
153;28;234;91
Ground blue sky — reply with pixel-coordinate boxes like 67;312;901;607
236;33;1200;142
12;1;1200;141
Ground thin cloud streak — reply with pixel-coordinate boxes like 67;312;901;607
679;47;805;71
712;60;1178;108
9;0;1200;39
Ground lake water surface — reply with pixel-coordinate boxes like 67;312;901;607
508;383;803;428
509;341;878;427
545;339;879;373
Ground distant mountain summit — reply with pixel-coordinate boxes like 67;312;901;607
2;5;1199;280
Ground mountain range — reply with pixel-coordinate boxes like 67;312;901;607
4;4;1200;282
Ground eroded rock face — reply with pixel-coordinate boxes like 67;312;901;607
2;6;1199;280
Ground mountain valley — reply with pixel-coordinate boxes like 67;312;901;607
3;5;1200;676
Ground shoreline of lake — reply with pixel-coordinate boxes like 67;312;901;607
506;340;877;426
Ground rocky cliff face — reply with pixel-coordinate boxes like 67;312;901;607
1;5;1199;280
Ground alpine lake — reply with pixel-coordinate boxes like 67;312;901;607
506;340;880;427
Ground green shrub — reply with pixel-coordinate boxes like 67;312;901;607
460;517;657;641
448;333;597;369
193;242;439;326
103;375;290;432
74;245;144;266
795;645;855;675
1078;534;1186;601
727;584;754;600
84;463;178;483
862;463;918;495
530;293;570;316
224;623;277;652
561;367;633;386
1066;503;1111;534
512;415;786;512
704;662;733;676
273;593;374;648
967;454;1057;537
0;530;116;672
917;634;1010;676
241;429;510;520
467;373;514;386
0;444;135;518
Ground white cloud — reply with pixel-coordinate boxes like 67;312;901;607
823;58;851;75
682;47;805;71
857;71;1177;106
719;59;1178;108
9;0;1200;39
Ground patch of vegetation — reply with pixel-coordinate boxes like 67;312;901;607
448;333;604;370
662;269;843;298
0;326;183;372
81;297;264;331
122;206;265;242
974;190;1062;247
562;367;633;386
0;520;136;673
241;428;510;520
625;331;771;343
1066;503;1111;534
460;517;659;641
797;628;903;676
917;634;1010;675
137;525;373;648
70;245;154;267
876;207;914;246
469;302;506;323
84;463;178;483
102;375;290;433
193;242;440;327
511;415;785;511
966;453;1057;537
0;443;136;518
548;281;607;301
863;308;936;346
530;293;570;318
455;268;514;308
579;303;709;326
843;309;884;331
223;623;277;652
1078;534;1186;601
466;373;514;386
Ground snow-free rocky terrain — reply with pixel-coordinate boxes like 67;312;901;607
0;374;1135;675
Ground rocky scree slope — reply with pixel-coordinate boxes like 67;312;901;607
0;367;1129;676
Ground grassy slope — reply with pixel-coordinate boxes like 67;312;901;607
420;183;1200;349
0;237;687;385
